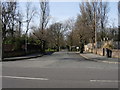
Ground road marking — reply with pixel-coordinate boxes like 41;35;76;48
80;54;89;60
88;67;98;69
1;76;49;80
90;80;120;83
102;61;119;64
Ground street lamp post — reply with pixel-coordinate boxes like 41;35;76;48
15;18;29;54
25;23;29;54
25;34;27;54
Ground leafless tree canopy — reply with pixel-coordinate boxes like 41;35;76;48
47;22;65;51
25;2;36;35
40;0;50;31
2;1;17;39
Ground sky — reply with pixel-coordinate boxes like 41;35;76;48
108;2;118;27
49;2;79;22
18;1;118;33
49;2;118;27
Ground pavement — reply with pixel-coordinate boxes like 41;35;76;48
3;53;43;61
79;52;120;64
3;51;55;61
2;51;118;88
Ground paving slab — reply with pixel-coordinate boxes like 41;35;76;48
79;52;120;64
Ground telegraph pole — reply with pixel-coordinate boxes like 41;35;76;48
118;1;120;49
93;2;97;54
0;2;2;61
95;10;97;54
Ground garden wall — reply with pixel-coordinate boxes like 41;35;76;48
93;48;120;58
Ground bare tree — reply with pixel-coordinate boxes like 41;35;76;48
1;1;18;58
2;1;17;40
47;22;64;51
17;10;22;37
38;0;50;52
74;2;93;46
25;2;36;35
40;0;50;31
10;2;17;38
25;2;36;53
14;9;23;37
74;1;109;51
64;18;75;51
118;1;120;46
99;1;109;41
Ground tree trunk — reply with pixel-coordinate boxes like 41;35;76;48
0;32;2;61
2;39;5;60
42;40;46;53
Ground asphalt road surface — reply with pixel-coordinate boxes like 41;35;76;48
2;50;118;88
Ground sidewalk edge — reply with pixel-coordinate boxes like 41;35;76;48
80;54;119;64
2;54;43;61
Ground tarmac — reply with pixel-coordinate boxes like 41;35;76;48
2;51;120;64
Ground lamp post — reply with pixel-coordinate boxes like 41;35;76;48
25;33;28;54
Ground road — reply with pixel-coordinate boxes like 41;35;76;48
2;50;118;88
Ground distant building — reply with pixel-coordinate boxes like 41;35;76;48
84;43;93;52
